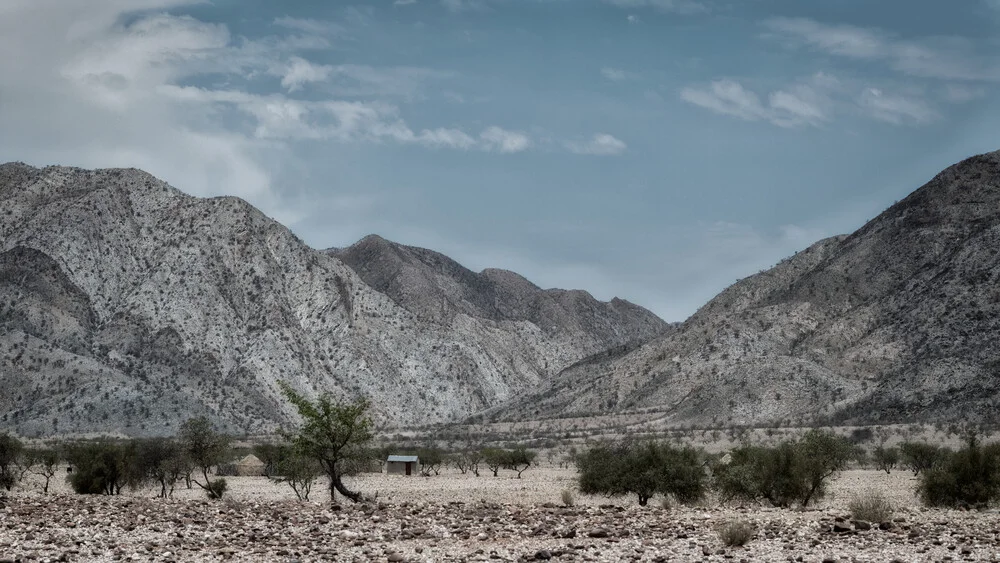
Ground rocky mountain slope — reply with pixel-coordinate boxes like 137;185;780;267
0;163;667;436
495;150;1000;427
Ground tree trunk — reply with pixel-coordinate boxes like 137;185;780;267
330;472;363;503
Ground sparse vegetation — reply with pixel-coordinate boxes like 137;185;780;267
560;488;575;506
267;443;323;501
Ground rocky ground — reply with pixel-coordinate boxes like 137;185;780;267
2;468;999;562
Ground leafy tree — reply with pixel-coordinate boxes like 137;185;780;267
268;444;323;501
899;441;947;476
0;433;23;493
714;430;852;508
504;446;536;479
136;438;189;499
418;447;445;476
872;445;899;474
919;434;1000;508
65;440;137;495
179;417;231;499
278;381;375;503
481;448;507;477
450;448;482;476
577;440;707;506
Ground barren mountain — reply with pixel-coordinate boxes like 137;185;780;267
0;163;667;437
495;150;1000;428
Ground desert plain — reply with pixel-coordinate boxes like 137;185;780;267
2;464;1000;563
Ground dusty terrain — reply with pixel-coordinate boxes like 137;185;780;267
3;466;1000;562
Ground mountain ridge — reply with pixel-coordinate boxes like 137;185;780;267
0;162;667;437
492;150;1000;427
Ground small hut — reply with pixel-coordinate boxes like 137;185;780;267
386;455;419;476
235;454;266;476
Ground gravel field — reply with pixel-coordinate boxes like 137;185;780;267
2;467;1000;562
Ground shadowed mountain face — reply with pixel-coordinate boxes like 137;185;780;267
0;163;668;437
495;150;1000;427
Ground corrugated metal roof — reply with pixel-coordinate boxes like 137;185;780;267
386;455;419;463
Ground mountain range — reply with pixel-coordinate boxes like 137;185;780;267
2;150;999;436
0;162;665;436
492;150;1000;429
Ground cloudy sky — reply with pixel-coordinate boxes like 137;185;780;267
3;0;1000;321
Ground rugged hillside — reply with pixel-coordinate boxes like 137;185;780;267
333;235;666;350
496;150;1000;427
0;163;667;437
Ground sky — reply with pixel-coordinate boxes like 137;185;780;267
2;0;1000;321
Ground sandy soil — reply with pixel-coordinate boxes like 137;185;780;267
2;467;999;562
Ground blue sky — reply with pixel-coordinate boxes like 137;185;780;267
2;0;1000;320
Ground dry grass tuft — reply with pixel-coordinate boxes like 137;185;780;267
848;488;894;523
717;519;755;547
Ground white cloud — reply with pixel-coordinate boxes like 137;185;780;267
273;16;343;37
941;84;987;103
601;67;630;81
280;56;334;92
763;17;1000;82
0;0;550;227
680;80;771;122
479;127;531;153
567;134;627;156
442;0;485;12
602;0;706;14
681;73;944;128
858;88;937;125
394;0;418;5
627;14;640;24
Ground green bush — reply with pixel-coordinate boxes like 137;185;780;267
848;488;894;522
918;435;1000;508
205;478;228;500
0;434;23;493
65;440;137;495
717;519;755;547
713;429;852;508
269;445;322;501
871;446;899;474
899;441;947;476
577;440;707;506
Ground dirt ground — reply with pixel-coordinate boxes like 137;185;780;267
3;465;1000;562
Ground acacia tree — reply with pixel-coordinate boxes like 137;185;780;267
504;447;536;479
179;417;230;499
268;444;323;501
278;381;374;504
25;448;60;494
482;448;506;477
577;440;707;506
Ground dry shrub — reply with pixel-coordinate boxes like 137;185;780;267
848;488;894;522
717;519;755;547
561;489;575;507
